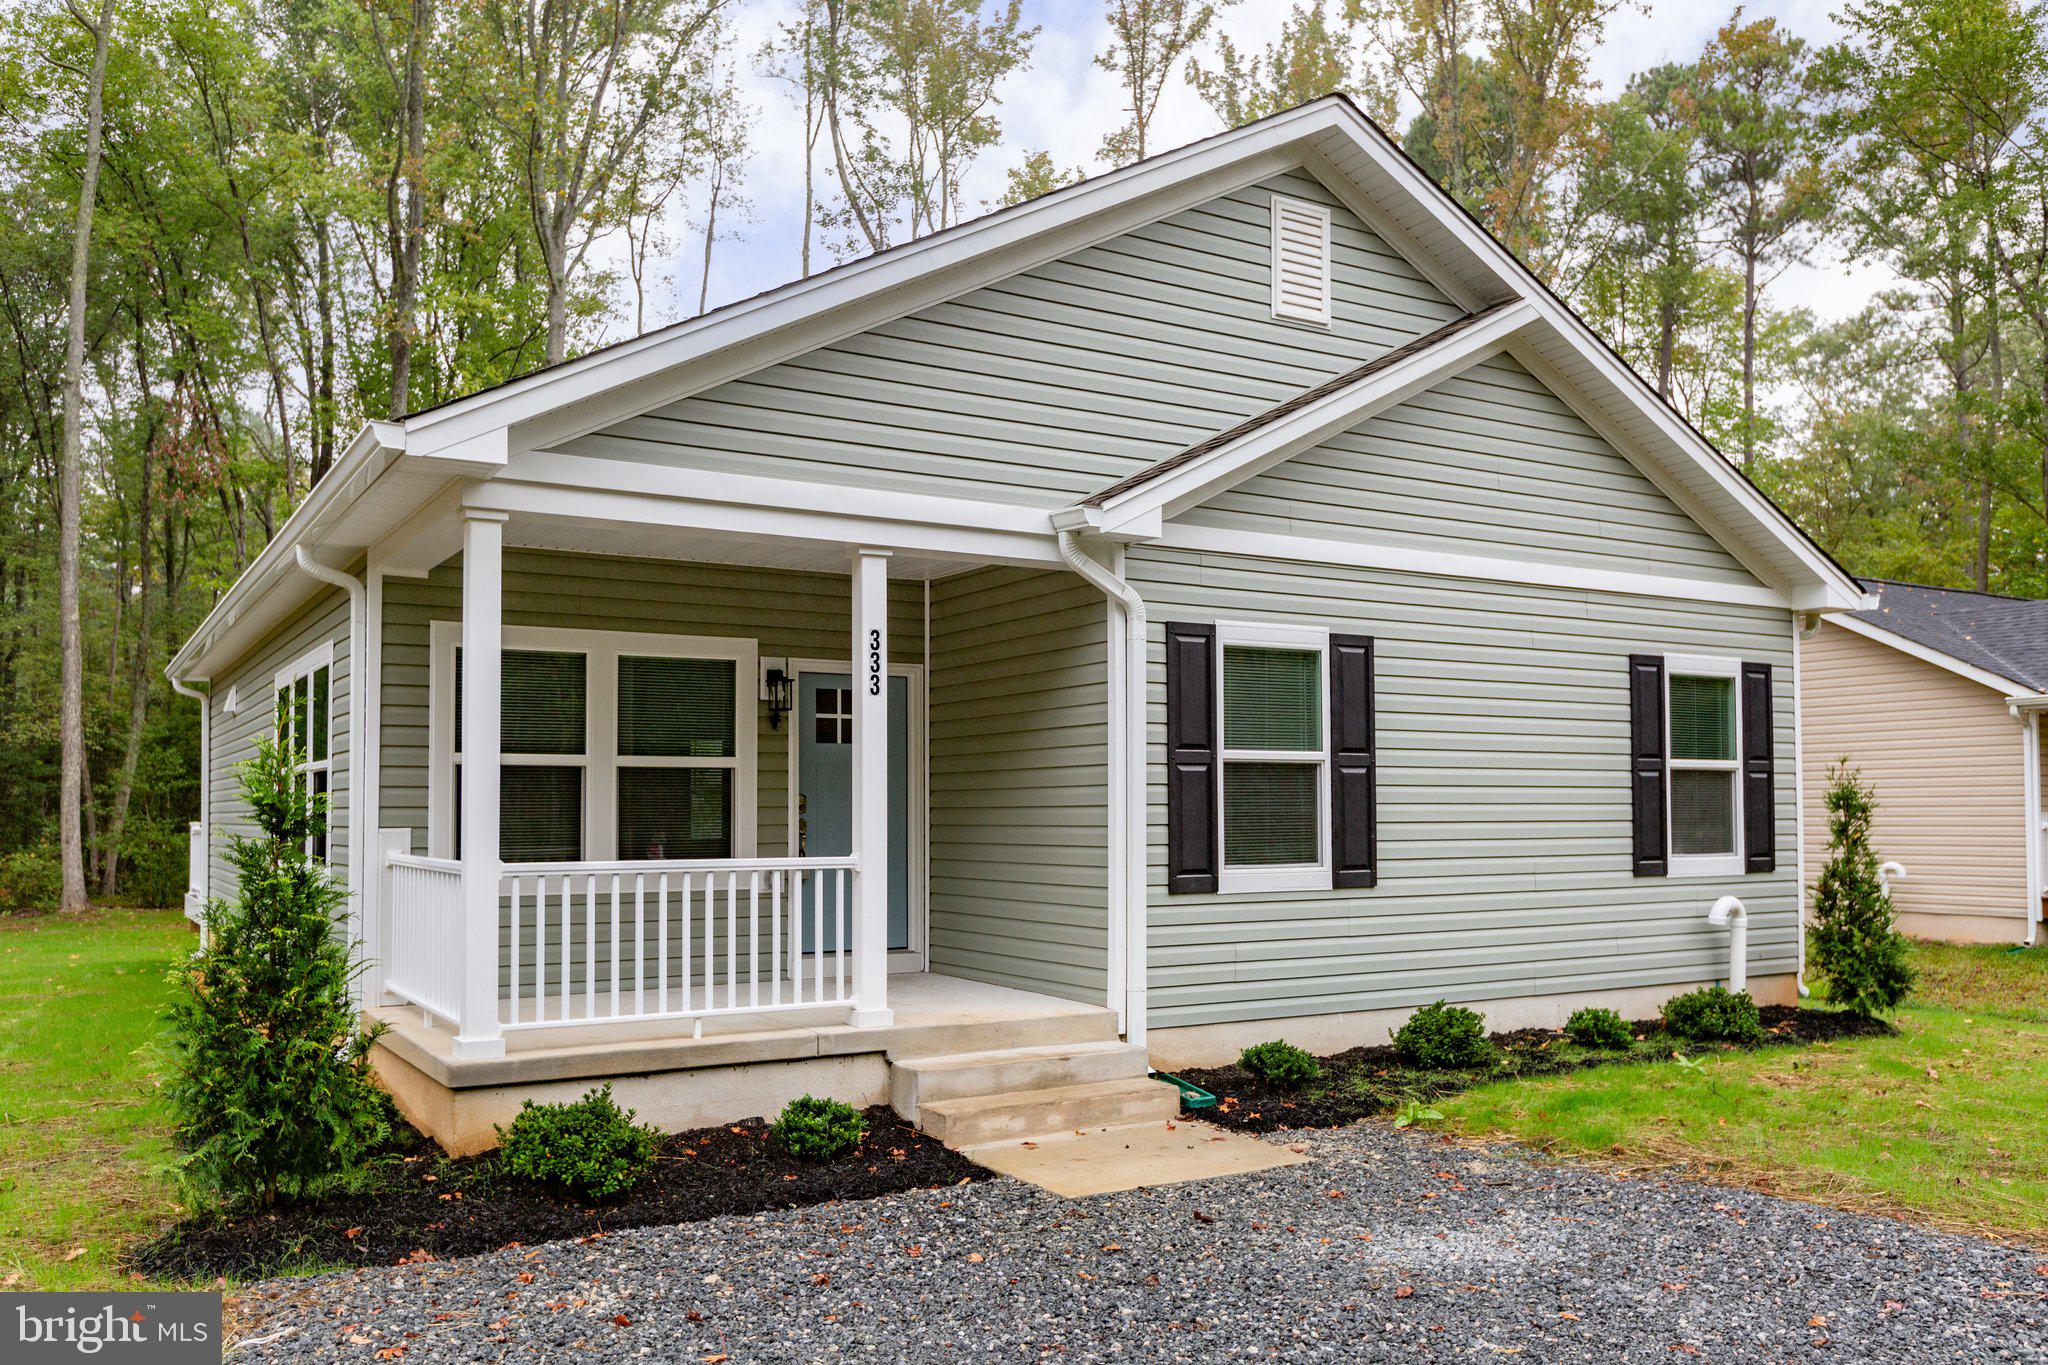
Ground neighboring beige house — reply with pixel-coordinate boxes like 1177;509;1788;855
1801;579;2048;945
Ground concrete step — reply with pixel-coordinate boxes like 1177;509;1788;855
890;1040;1151;1116
915;1075;1181;1148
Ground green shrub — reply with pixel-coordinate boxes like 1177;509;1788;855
770;1095;866;1160
0;848;61;914
1810;762;1915;1016
163;721;388;1205
1393;1000;1492;1069
1237;1040;1322;1089
1660;986;1763;1043
1564;1006;1634;1050
121;823;188;909
496;1084;660;1199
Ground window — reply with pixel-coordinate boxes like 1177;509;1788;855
430;624;755;864
1665;656;1742;877
1270;195;1333;326
813;686;852;745
1217;623;1329;892
276;644;334;861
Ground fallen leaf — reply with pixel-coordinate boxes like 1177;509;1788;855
1394;1286;1415;1299
613;1314;632;1327
62;1248;86;1262
966;1253;984;1264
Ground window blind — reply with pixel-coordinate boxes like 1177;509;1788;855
455;648;587;755
1668;675;1734;761
1223;762;1319;865
1223;646;1320;751
618;767;733;861
618;656;735;757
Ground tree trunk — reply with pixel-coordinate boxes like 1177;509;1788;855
102;332;159;896
1740;246;1757;466
698;167;721;315
58;0;117;913
388;0;431;418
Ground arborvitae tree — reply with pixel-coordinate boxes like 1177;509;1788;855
1809;761;1914;1017
163;719;386;1205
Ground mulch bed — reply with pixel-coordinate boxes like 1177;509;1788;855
1180;1005;1896;1134
131;1106;986;1283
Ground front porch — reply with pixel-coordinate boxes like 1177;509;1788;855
367;970;1120;1155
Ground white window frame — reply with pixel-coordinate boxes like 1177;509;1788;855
1664;652;1744;880
275;641;335;861
1216;621;1331;894
428;622;757;864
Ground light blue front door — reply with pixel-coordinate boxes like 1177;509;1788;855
797;672;911;952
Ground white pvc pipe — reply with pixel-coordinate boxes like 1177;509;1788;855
1708;895;1747;993
1879;861;1906;895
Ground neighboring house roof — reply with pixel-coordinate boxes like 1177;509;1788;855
1848;579;2048;695
170;94;1869;685
1078;301;1518;508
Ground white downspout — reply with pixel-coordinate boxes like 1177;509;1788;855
2020;707;2042;948
170;674;209;946
1058;529;1149;1050
294;547;368;977
1792;612;1815;996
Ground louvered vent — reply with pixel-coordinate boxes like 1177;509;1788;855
1270;195;1332;325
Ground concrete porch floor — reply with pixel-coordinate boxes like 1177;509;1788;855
367;973;1121;1153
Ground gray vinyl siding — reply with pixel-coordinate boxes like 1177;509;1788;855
378;548;924;861
1130;544;1798;1030
559;169;1463;508
929;568;1109;1004
1182;352;1751;583
206;587;351;903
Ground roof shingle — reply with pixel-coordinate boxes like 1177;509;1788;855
1852;579;2048;693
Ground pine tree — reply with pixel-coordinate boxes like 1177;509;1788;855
1809;761;1914;1017
163;716;387;1205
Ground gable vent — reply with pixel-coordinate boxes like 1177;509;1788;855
1270;195;1332;326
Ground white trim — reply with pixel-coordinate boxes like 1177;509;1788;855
428;621;758;864
1214;621;1331;894
1664;653;1744;881
1269;194;1333;326
1158;523;1790;608
1828;612;2034;697
275;641;338;862
783;657;929;972
1083;299;1538;532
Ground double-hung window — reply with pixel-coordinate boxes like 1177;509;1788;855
1630;651;1775;880
276;644;334;861
1218;623;1330;893
432;624;755;864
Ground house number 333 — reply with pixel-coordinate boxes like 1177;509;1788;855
866;630;883;695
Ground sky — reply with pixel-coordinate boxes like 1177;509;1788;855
601;0;1881;346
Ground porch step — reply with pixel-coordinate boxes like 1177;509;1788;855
890;1040;1150;1115
914;1076;1180;1148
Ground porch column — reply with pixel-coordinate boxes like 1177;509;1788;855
456;508;507;1058
848;547;894;1026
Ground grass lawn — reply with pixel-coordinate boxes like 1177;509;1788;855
1442;940;2048;1245
0;907;195;1289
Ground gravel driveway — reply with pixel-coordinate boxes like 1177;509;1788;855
227;1124;2048;1362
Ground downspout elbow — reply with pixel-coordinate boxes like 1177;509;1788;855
1057;530;1146;643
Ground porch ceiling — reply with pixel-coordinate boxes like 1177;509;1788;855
501;513;994;581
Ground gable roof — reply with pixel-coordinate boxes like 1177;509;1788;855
1846;579;2048;695
173;94;1870;683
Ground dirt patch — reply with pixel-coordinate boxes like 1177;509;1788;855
131;1106;985;1282
1181;1006;1895;1134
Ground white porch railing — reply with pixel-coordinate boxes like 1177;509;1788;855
380;851;861;1035
384;852;465;1023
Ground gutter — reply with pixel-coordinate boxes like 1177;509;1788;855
294;547;370;969
1056;529;1149;1049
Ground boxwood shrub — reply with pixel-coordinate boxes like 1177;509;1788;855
1393;1000;1492;1069
1564;1006;1634;1050
1237;1040;1321;1089
496;1084;660;1200
1660;986;1763;1044
770;1095;866;1160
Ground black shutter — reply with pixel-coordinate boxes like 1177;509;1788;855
1741;661;1775;873
1329;634;1377;888
1165;621;1218;894
1629;654;1668;877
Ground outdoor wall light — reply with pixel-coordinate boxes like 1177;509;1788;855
762;664;793;730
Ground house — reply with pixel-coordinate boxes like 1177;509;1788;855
168;96;1869;1155
1799;580;2048;946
